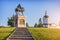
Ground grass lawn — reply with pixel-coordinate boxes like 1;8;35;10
0;27;15;40
28;28;60;40
0;27;60;40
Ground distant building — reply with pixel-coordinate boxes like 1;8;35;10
43;10;51;28
49;23;57;28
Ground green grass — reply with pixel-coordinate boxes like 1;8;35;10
28;28;60;40
0;27;15;40
1;27;60;40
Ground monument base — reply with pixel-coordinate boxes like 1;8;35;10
18;25;26;28
14;14;26;28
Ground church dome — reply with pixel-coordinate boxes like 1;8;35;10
44;10;49;18
15;4;24;12
44;15;49;18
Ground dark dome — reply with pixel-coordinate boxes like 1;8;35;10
15;8;18;12
44;15;49;18
15;4;24;12
15;7;24;12
17;4;21;8
44;10;49;18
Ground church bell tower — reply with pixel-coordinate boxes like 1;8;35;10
43;10;50;28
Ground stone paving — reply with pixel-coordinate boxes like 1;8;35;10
7;28;34;40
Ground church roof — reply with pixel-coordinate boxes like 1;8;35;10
17;4;21;8
44;15;49;18
44;10;49;18
15;4;24;12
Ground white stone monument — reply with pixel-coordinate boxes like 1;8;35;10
14;4;26;28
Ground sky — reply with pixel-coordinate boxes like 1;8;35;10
0;0;60;26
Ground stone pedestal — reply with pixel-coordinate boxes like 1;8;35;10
14;14;26;28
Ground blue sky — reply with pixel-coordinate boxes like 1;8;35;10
0;0;60;26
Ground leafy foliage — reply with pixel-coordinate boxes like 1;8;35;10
7;15;14;27
34;23;37;27
34;18;43;27
26;22;29;27
37;18;43;27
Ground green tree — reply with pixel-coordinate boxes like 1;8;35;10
34;23;37;27
7;15;14;27
38;18;43;27
26;22;29;27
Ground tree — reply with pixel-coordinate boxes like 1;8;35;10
7;15;14;27
26;22;29;27
34;23;37;27
38;18;43;27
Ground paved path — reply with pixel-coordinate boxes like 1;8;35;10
7;28;34;40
